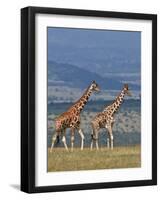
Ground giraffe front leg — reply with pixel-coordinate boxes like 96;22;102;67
107;138;110;149
110;134;114;150
78;128;85;150
62;136;68;151
106;124;114;150
50;132;57;153
110;122;114;150
71;128;75;152
62;129;68;151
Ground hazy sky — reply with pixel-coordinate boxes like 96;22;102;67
47;27;141;74
48;27;140;48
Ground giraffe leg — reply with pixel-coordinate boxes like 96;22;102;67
71;128;75;152
62;136;68;151
95;131;99;150
78;128;85;150
106;125;114;150
96;139;99;150
105;124;110;149
107;138;110;149
90;137;94;150
110;134;114;150
90;127;94;150
91;123;99;150
50;132;58;153
110;122;114;149
62;129;68;151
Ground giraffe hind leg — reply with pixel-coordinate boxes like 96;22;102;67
90;124;95;150
90;134;94;150
95;129;99;150
78;128;85;150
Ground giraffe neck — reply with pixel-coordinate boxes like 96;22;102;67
104;88;126;116
72;86;93;113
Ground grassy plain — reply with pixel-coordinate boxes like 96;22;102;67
48;145;141;172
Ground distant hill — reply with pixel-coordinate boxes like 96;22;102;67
48;61;140;90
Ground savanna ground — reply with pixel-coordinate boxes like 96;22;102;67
48;145;141;172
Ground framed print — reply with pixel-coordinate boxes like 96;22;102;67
21;6;157;193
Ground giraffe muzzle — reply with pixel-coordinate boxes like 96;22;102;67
95;87;100;92
127;91;132;96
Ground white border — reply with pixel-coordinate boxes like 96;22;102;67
35;14;152;186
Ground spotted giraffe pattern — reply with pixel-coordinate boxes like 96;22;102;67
50;81;100;152
91;84;131;150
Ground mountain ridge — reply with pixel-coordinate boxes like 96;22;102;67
48;61;140;90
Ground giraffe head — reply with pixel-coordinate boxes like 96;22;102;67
90;80;100;92
123;84;132;96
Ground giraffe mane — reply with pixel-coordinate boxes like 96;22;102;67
103;87;125;113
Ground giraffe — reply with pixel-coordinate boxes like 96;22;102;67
90;84;131;150
50;81;100;152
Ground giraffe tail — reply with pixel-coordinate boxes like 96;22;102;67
91;134;94;140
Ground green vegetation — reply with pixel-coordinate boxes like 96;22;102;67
48;145;141;172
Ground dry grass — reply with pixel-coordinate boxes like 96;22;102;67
48;145;141;172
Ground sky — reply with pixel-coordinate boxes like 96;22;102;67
47;27;141;85
47;27;141;49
